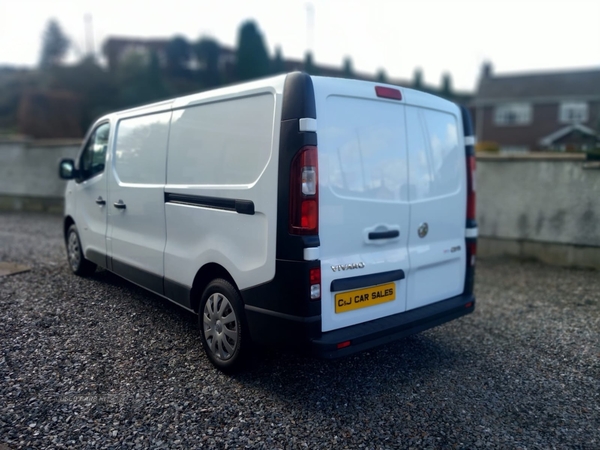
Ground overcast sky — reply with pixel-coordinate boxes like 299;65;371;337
1;0;599;91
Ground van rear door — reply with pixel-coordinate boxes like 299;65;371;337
313;78;410;332
403;94;467;311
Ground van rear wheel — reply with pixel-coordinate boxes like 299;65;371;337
66;224;97;276
199;279;247;372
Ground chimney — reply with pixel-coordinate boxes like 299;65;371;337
482;61;493;78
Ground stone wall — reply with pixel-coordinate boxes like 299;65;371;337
477;153;600;269
1;138;599;268
0;137;80;213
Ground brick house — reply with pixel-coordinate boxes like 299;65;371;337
473;65;600;152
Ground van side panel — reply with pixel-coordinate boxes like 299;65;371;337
163;91;281;295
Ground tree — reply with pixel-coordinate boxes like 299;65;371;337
40;19;70;67
235;21;270;81
195;37;221;87
343;57;353;79
147;51;168;99
304;51;318;75
165;36;191;76
17;90;82;138
377;69;387;83
47;56;118;131
271;46;285;74
117;50;167;108
413;68;424;90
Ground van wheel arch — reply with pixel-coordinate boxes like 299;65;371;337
190;263;239;313
64;216;75;240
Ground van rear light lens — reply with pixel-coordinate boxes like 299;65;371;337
301;200;318;229
337;340;351;349
309;267;321;300
467;193;476;221
302;166;317;195
310;284;321;299
290;146;319;235
375;86;402;100
466;155;476;221
469;156;476;190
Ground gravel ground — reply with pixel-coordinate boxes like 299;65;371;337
0;211;598;449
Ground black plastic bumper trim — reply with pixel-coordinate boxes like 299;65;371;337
86;248;107;269
311;294;475;358
164;278;192;310
112;258;164;295
244;304;321;323
165;193;255;215
330;269;405;293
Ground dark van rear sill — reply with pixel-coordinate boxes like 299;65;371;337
311;293;475;358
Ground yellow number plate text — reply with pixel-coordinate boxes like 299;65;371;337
335;282;396;313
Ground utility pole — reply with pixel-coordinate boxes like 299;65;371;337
84;13;95;58
305;3;315;54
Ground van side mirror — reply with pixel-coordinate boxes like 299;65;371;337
59;158;77;180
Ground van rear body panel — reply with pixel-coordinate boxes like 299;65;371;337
312;77;469;334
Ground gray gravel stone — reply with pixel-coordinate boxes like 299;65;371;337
1;211;599;449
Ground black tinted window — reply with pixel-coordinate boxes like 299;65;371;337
80;123;109;181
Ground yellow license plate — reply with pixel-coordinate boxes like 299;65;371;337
335;282;396;313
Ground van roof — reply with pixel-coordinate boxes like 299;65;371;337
96;72;460;123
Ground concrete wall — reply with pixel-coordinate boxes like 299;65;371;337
0;138;81;212
1;138;599;268
477;152;600;269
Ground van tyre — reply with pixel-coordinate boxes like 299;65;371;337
66;224;97;276
199;279;247;372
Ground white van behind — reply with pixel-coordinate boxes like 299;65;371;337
59;72;477;371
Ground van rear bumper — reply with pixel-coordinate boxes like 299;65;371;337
310;294;475;358
244;293;474;358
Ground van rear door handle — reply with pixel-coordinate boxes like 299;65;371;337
95;196;106;206
368;229;400;240
113;200;126;209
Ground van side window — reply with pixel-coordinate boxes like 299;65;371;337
405;107;460;201
114;112;171;184
79;122;110;181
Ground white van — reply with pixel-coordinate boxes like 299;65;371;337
59;72;477;371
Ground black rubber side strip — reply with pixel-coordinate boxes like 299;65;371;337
368;230;399;240
330;269;405;293
165;193;255;215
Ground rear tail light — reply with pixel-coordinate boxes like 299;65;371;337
290;146;319;235
337;340;351;349
375;86;402;100
466;154;477;268
466;155;476;221
309;267;321;300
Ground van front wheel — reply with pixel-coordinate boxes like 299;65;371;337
199;279;247;372
66;224;97;276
